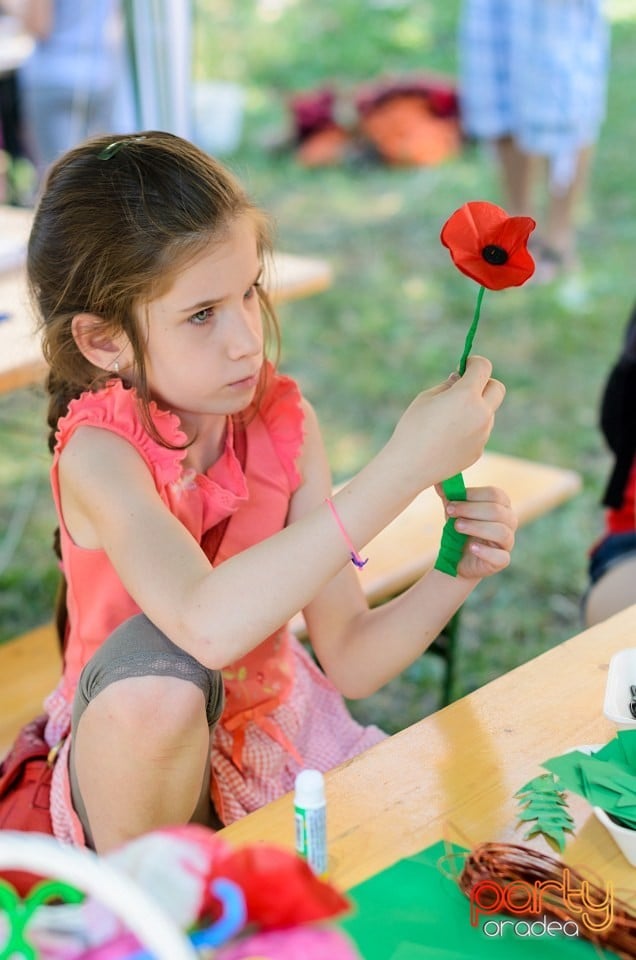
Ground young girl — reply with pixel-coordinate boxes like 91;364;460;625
31;131;516;853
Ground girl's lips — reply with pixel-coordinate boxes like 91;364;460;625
228;373;259;389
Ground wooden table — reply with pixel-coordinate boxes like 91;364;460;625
0;205;332;395
220;604;636;892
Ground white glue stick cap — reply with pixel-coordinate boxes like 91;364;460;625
294;769;325;807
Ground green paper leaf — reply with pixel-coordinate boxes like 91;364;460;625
617;729;636;769
542;731;636;826
524;823;570;850
514;772;574;852
516;774;562;796
517;806;574;826
594;739;625;764
518;797;571;811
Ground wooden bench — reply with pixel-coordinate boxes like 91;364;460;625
0;622;61;754
0;450;582;755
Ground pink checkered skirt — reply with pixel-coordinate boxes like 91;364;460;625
48;637;386;845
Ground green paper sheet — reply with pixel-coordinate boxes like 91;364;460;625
340;841;619;960
389;945;475;960
542;748;636;828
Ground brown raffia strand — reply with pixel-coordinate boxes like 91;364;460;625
458;842;636;960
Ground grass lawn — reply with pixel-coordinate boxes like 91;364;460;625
2;1;635;733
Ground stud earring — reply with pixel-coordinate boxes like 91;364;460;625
113;360;120;374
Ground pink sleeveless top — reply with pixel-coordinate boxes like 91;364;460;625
51;364;301;733
47;363;385;839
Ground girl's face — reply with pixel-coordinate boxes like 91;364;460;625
140;213;264;426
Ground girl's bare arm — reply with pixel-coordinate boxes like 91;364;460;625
57;420;413;670
58;358;507;673
288;402;515;698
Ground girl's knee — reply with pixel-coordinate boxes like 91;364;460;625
71;675;217;853
583;556;636;627
73;614;225;734
77;675;213;761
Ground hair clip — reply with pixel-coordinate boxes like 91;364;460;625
97;136;148;160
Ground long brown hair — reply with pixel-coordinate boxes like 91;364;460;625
27;130;280;645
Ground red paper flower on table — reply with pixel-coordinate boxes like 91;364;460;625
209;844;350;930
441;201;536;290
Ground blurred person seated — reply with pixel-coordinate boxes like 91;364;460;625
583;303;636;626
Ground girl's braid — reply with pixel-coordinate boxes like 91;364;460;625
46;370;85;649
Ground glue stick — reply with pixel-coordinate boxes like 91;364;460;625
294;768;328;876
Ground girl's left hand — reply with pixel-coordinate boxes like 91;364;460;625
436;484;517;581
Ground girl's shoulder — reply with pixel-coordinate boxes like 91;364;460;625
54;379;187;486
256;364;306;488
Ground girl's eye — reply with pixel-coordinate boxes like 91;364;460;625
189;306;215;326
245;281;260;300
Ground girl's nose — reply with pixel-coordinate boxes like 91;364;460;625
226;306;262;359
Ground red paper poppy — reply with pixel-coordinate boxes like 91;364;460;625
208;844;350;930
441;201;536;290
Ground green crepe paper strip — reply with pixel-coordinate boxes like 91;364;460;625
514;773;575;852
435;286;486;577
542;730;636;830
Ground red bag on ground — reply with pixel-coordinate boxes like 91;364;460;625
0;714;56;833
0;713;60;894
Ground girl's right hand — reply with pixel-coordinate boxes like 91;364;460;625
390;355;505;492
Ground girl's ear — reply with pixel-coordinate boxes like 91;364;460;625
71;313;132;373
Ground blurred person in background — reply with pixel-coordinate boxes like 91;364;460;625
0;8;32;202
458;0;610;283
2;0;131;188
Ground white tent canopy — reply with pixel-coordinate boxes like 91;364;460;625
125;2;243;154
125;0;192;138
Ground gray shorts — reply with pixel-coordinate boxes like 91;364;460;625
70;614;224;846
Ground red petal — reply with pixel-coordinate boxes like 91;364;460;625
492;215;536;253
441;201;536;289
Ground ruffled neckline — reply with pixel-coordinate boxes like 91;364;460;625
54;364;304;493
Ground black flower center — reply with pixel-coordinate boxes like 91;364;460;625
481;244;509;266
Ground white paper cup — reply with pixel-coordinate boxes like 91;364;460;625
603;648;636;730
594;807;636;866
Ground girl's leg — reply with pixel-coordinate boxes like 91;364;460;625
543;145;593;264
74;675;213;852
495;135;538;217
583;555;636;628
70;614;224;853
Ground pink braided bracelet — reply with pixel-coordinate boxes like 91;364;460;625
325;497;368;569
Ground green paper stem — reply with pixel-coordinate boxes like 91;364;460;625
458;284;485;376
435;285;486;577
